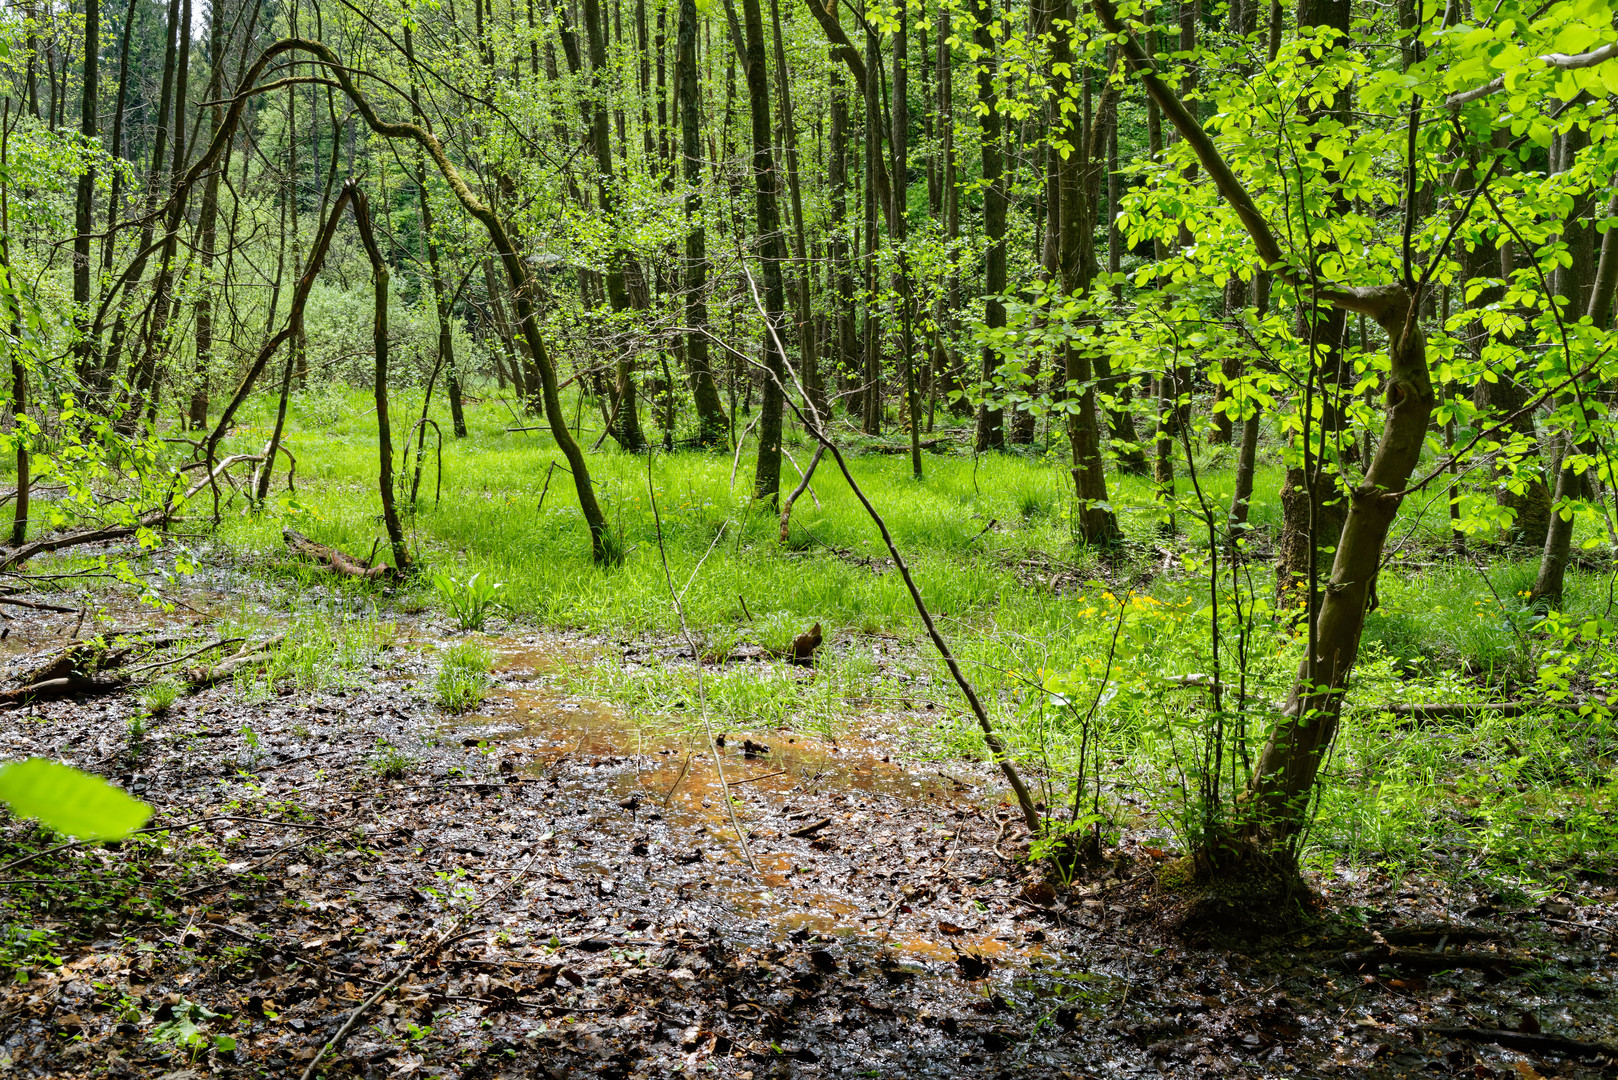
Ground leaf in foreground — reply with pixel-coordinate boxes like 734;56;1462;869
0;758;153;839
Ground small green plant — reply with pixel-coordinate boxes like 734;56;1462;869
138;678;181;717
236;724;265;771
148;998;236;1059
368;741;415;781
435;641;492;713
431;571;505;631
125;713;148;759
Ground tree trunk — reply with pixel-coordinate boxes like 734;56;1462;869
769;0;818;430
740;0;789;502
860;22;883;436
972;0;1006;451
1052;1;1119;543
1228;272;1271;541
676;0;730;445
1090;0;1435;848
71;0;98;377
352;190;410;571
829;67;857;423
893;3;921;478
190;4;230;430
1532;192;1618;607
580;0;645;449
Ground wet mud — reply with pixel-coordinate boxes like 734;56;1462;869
2;609;1617;1079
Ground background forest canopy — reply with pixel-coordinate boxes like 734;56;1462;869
3;0;1618;889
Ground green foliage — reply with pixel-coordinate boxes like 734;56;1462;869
432;570;505;631
435;640;492;713
368;741;416;780
138;678;181;717
147;999;236;1059
0;759;152;840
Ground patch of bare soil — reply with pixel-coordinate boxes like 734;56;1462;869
2;602;1617;1079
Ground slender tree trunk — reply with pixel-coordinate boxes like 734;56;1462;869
1228;271;1270;542
972;0;1006;451
893;2;921;477
1533;192;1618;607
676;0;729;444
191;4;231;429
352;190;410;570
860;21;883;436
2;115;27;547
769;0;816;423
101;0;182;409
827;68;856;422
740;0;788;501
580;0;645;448
1055;4;1120;543
1090;0;1436;848
130;0;196;423
71;0;98;377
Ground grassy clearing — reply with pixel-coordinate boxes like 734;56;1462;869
108;384;1614;882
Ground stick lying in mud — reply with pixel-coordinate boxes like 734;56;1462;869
296;849;543;1080
646;450;759;874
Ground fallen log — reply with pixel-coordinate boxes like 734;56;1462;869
185;635;288;690
1383;702;1536;720
0;672;126;706
0;453;266;574
282;528;398;581
1425;1027;1618;1060
867;438;946;454
10;639;147;685
1330;946;1527;974
0;597;78;613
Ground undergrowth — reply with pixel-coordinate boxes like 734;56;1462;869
77;386;1618;886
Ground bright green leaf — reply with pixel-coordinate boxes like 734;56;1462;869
0;758;152;839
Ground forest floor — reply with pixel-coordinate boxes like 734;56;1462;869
3;559;1618;1080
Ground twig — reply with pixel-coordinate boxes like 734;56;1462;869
661;753;692;807
0;597;77;613
124;637;246;675
297;850;541;1080
728;254;1044;838
728;769;786;787
297;969;411;1080
728;413;762;493
647;451;758;873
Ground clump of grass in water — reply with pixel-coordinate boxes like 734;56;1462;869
368;740;415;780
436;640;493;713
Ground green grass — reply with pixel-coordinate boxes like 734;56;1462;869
74;383;1612;882
435;639;493;714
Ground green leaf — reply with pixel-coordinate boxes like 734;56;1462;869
0;758;152;839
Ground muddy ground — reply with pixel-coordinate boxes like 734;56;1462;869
2;589;1617;1079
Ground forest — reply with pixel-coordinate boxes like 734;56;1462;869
0;0;1617;1073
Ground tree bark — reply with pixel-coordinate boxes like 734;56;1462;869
740;0;789;502
71;0;98;377
676;0;730;445
861;21;883;436
352;188;410;571
893;1;921;477
972;0;1006;451
1532;192;1618;607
